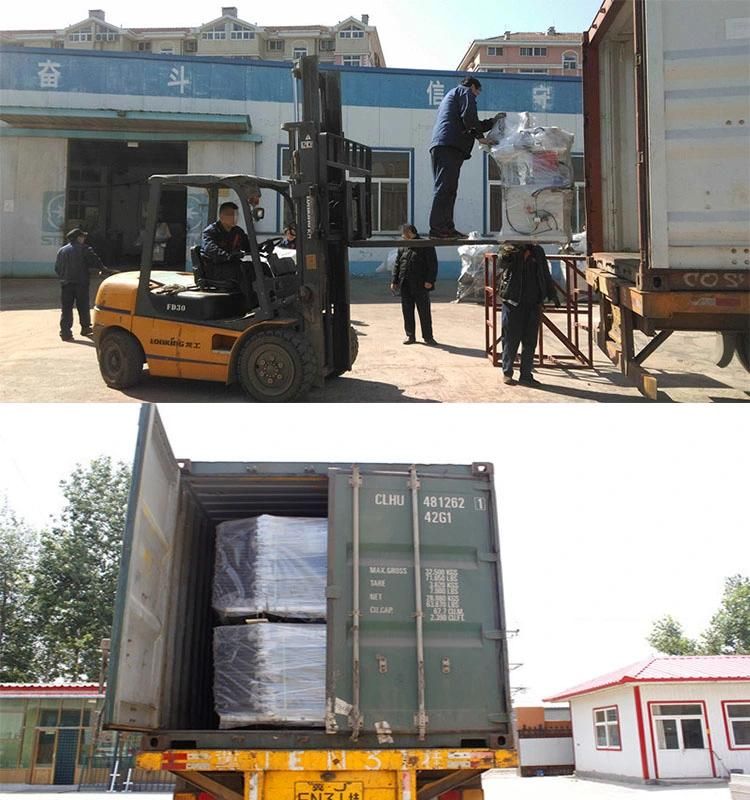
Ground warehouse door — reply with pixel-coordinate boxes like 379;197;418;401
650;703;714;778
66;140;187;268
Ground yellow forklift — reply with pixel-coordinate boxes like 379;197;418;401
93;57;371;402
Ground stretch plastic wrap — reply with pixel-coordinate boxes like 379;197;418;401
456;233;499;303
483;112;575;243
213;515;328;620
213;623;326;728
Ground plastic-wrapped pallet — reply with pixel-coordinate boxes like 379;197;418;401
213;515;327;620
213;623;326;728
483;112;575;243
456;233;499;303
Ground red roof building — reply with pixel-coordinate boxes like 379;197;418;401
544;656;750;784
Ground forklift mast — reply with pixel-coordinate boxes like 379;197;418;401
283;56;372;381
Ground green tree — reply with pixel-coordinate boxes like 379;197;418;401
0;501;39;680
33;456;131;681
647;614;699;655
699;575;750;655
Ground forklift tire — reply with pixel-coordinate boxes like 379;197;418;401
98;329;144;389
237;328;316;402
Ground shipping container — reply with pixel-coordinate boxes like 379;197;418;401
105;405;514;757
583;0;750;396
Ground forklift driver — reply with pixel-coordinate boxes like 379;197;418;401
200;201;251;285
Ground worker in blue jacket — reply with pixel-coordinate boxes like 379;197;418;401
54;228;104;341
429;77;499;239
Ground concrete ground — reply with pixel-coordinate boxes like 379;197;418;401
483;773;730;798
0;776;731;799
0;277;747;403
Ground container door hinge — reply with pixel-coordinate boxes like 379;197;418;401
377;654;388;673
638;151;645;164
441;657;451;674
635;52;642;67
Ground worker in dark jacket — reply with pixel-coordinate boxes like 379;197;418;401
54;228;103;341
391;224;439;346
201;201;250;261
429;77;499;239
498;243;559;385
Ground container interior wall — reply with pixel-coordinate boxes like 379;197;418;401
599;2;639;254
160;473;329;731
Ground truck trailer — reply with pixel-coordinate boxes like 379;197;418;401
103;405;517;800
583;0;750;398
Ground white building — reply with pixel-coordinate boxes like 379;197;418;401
545;656;750;784
0;46;582;277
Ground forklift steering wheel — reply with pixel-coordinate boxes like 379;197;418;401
258;237;284;256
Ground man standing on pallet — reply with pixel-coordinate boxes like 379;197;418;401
428;77;499;239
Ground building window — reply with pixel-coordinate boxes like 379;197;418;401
202;27;227;40
280;147;410;234
268;39;284;51
293;46;308;59
343;55;361;66
339;25;364;39
653;704;705;750
363;151;410;233
487;46;503;56
184;40;197;53
518;68;549;74
320;39;335;51
160;46;174;54
137;41;152;51
724;703;750;748
487;155;503;234
571;154;585;233
482;67;506;73
94;32;118;42
563;52;578;70
68;30;93;42
520;46;547;57
594;706;621;749
230;24;254;40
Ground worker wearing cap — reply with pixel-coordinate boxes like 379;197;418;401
54;228;104;341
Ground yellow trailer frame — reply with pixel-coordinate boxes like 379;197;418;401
137;747;518;800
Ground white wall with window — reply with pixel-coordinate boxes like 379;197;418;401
561;680;750;784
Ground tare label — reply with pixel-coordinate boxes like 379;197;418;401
424;567;465;622
366;565;409;616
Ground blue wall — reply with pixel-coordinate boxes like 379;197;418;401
0;46;582;114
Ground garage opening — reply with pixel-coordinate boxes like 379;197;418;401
66;140;187;268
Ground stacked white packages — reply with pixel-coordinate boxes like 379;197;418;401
212;515;328;620
213;623;326;728
456;234;499;303
484;112;575;243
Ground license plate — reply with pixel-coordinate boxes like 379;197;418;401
294;781;364;800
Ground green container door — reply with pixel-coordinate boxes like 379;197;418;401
326;464;511;746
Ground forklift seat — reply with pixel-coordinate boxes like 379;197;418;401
190;245;241;293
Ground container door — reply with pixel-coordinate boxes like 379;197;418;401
326;464;511;744
104;404;181;730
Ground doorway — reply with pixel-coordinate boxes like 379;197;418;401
650;702;715;779
66;140;188;268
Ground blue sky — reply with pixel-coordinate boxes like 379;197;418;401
0;0;602;69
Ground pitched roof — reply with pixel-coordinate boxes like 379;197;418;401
544;655;750;702
0;682;103;696
485;32;582;42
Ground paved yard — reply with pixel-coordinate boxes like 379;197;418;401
483;773;730;799
0;277;747;402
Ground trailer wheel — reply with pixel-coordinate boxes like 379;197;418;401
713;332;737;368
237;329;317;402
98;329;144;388
737;330;750;373
349;325;360;366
